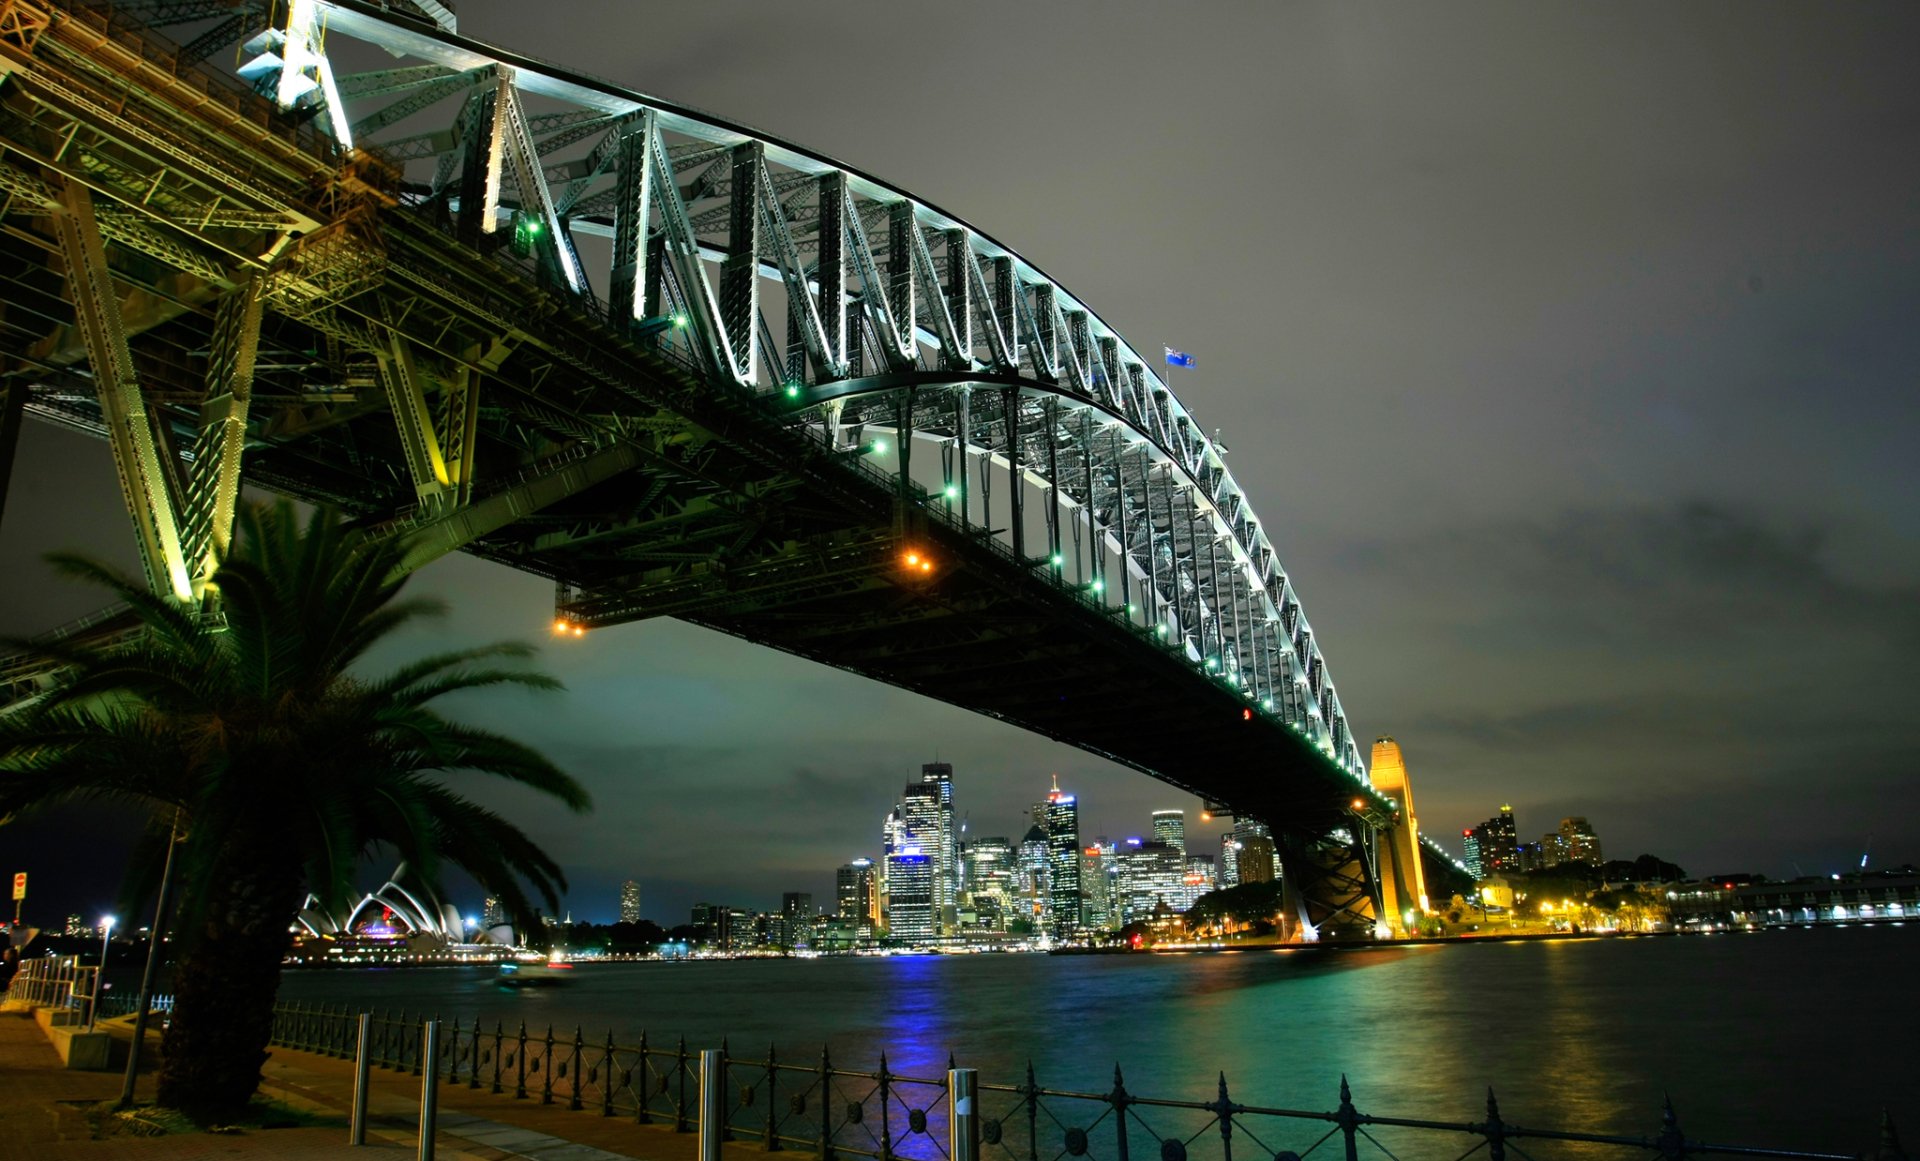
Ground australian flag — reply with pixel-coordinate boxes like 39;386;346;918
1164;347;1196;368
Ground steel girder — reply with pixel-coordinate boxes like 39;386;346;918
0;0;1399;932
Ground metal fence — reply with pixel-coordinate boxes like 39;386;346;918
4;955;98;1020
267;1004;1901;1160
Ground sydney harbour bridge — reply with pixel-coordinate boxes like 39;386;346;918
0;0;1459;937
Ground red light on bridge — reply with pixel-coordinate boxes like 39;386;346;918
1241;708;1252;721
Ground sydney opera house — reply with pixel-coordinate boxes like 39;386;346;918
289;864;514;963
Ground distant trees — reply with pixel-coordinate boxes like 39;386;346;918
1184;881;1284;938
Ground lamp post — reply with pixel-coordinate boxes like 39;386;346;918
87;916;115;1032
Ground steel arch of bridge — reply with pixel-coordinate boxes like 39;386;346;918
0;0;1456;935
286;0;1366;780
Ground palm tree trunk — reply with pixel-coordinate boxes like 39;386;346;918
155;863;303;1119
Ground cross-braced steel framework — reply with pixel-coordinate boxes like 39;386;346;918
0;0;1463;936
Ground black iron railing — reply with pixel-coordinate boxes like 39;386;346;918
266;1004;1900;1160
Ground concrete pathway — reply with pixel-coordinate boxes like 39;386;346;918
0;1009;746;1161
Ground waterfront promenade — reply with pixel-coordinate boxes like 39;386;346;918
0;1009;748;1161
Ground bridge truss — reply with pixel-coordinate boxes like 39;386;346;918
0;0;1454;936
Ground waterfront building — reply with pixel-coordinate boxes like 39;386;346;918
1080;843;1116;931
1559;817;1603;865
1467;806;1520;875
1043;778;1081;939
837;858;879;938
921;762;958;931
1235;820;1276;885
1220;833;1242;887
963;838;1016;931
691;901;737;948
1182;853;1217;910
1517;842;1548;873
1667;869;1920;929
1151;809;1186;855
63;914;85;937
885;850;935;943
618;880;643;925
1118;840;1185;923
782;892;813;947
1018;824;1049;921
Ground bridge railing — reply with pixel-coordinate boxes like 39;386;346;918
266;1002;1886;1159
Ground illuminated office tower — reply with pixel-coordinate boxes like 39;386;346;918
1118;840;1185;922
1080;843;1116;931
1220;833;1243;887
1468;806;1520;874
964;838;1016;931
618;880;643;925
1042;777;1081;939
885;850;935;943
1559;817;1603;865
1152;809;1186;855
1182;853;1216;909
837;859;878;939
920;763;957;931
482;895;506;928
1233;819;1276;884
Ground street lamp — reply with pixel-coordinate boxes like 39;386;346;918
88;916;115;1032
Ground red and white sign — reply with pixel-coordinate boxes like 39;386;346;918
10;872;24;901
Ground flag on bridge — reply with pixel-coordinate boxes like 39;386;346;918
1164;347;1197;368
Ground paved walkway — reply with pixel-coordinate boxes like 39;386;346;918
0;1009;752;1161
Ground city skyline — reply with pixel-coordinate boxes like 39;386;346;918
2;0;1915;928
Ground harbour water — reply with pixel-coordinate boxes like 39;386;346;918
278;925;1917;1151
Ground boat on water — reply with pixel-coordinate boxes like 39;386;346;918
496;958;575;988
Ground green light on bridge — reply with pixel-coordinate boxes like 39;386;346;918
1049;554;1063;568
1091;580;1104;593
872;438;888;454
944;484;959;499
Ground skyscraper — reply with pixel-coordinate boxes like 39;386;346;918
1468;806;1520;875
781;893;814;947
618;880;643;925
1220;833;1242;888
837;859;879;938
963;838;1015;931
1042;777;1081;939
1080;843;1114;931
1559;817;1603;865
482;895;506;928
921;762;958;932
1233;819;1276;885
885;850;935;943
1182;853;1216;909
1117;840;1185;923
1462;828;1484;879
1151;809;1186;854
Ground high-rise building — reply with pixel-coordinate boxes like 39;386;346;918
1018;823;1049;922
885;850;935;943
1182;853;1216;910
691;902;736;949
1220;833;1243;888
1233;819;1276;885
1559;817;1603;865
837;859;879;938
920;763;958;931
482;895;506;928
780;893;814;947
963;838;1016;931
1467;806;1520;876
1042;778;1081;939
1151;809;1186;855
1462;829;1483;879
1117;840;1185;923
1080;844;1115;931
618;880;643;925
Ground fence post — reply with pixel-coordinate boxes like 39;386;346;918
491;1021;504;1095
766;1043;780;1151
470;1019;484;1090
602;1030;617;1117
1216;1072;1233;1161
950;1068;979;1161
1483;1088;1506;1161
418;1020;440;1161
699;1049;725;1161
637;1030;653;1124
1111;1065;1130;1161
676;1035;689;1132
515;1021;529;1099
818;1046;834;1161
1336;1076;1359;1161
1024;1061;1038;1161
350;1014;372;1147
570;1026;584;1111
541;1025;555;1105
879;1051;893;1161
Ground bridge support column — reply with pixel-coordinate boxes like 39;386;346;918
0;375;26;533
51;179;193;602
1279;828;1386;942
181;276;263;592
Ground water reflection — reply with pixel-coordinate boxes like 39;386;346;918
280;927;1917;1152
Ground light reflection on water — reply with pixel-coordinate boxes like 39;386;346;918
279;926;1917;1151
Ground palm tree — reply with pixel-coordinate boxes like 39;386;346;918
0;501;590;1120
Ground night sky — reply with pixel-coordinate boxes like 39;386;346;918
3;1;1917;927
